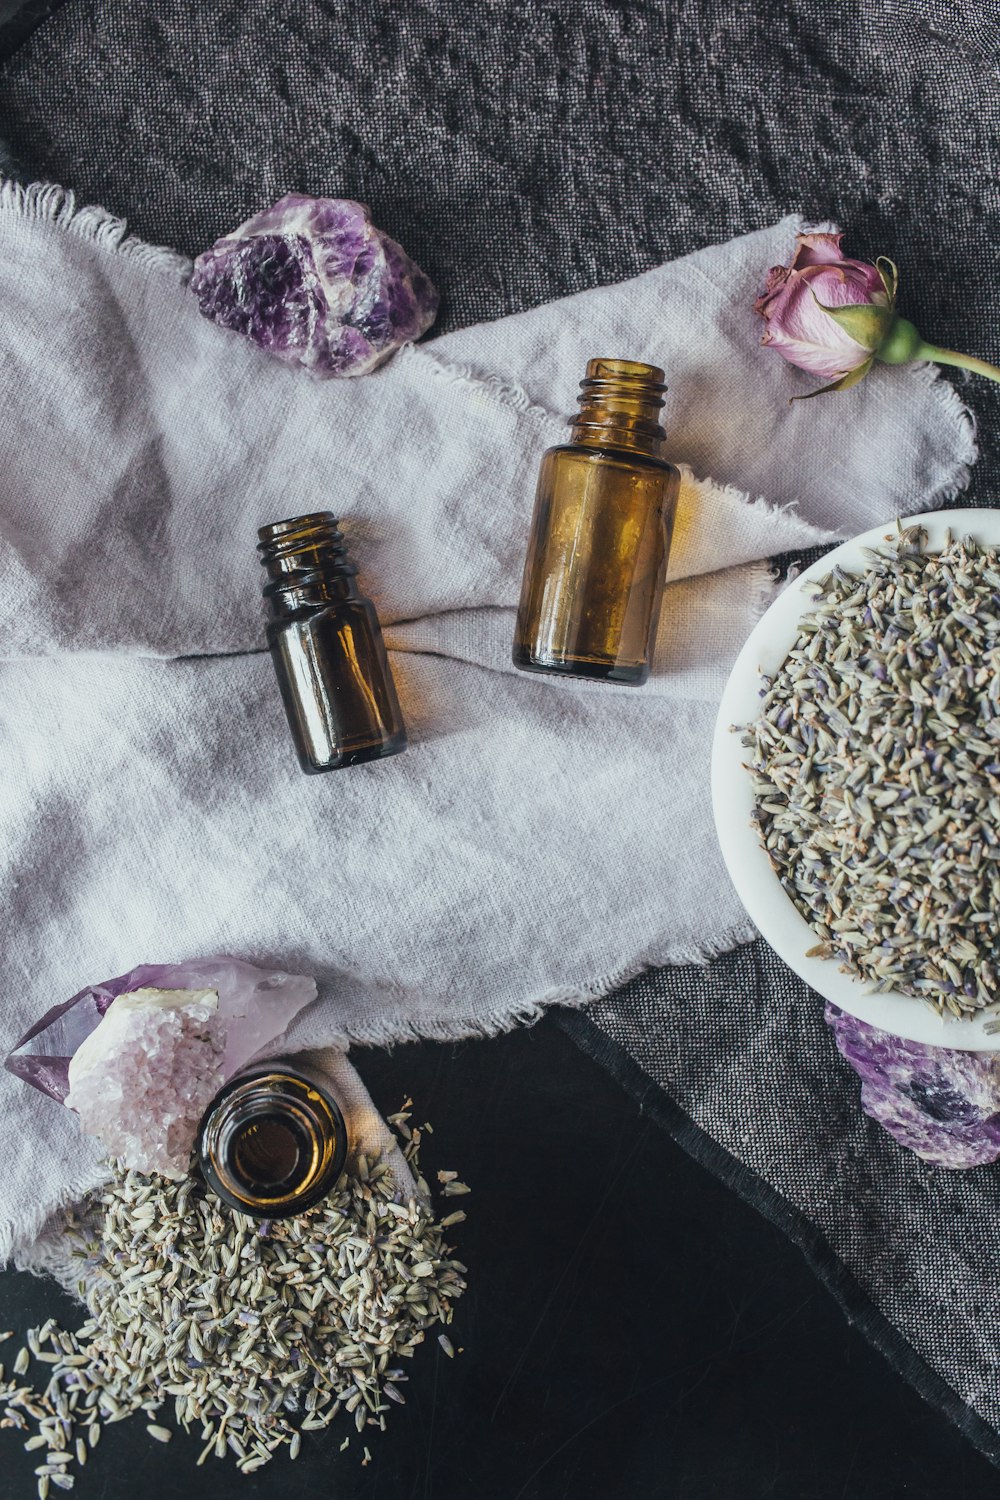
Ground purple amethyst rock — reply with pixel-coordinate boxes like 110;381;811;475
190;195;439;376
5;956;316;1104
826;1003;1000;1168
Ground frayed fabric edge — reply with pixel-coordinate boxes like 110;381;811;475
0;915;761;1273
324;917;760;1054
0;177;192;280
0;1159;109;1273
910;359;980;505
402;212;826;441
399;342;567;435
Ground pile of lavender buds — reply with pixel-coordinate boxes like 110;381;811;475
746;525;1000;1019
0;1106;468;1494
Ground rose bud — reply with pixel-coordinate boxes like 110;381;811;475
756;232;1000;398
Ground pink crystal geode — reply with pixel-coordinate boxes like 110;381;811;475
190;194;439;377
67;988;225;1178
5;957;317;1178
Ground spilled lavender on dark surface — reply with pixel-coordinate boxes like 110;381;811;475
190;194;439;376
827;1002;1000;1169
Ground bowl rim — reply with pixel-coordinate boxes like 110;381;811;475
711;507;1000;1052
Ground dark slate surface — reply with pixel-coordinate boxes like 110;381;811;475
561;947;1000;1474
1;1023;999;1500
3;0;1000;1492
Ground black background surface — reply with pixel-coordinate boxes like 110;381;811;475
1;1024;999;1500
3;0;1000;1494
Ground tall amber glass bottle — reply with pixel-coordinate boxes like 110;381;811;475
258;512;407;774
512;358;680;686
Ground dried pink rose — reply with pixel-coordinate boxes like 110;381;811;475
756;231;1000;398
755;233;887;385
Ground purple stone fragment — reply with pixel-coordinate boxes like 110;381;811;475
190;194;439;376
826;1003;1000;1169
4;955;317;1104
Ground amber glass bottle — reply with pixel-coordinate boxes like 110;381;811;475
197;1060;348;1219
512;358;680;686
258;513;407;774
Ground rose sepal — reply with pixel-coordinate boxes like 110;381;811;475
811;297;896;353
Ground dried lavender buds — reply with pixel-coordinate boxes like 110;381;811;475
746;526;1000;1019
0;1113;467;1491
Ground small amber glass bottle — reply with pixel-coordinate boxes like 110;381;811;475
258;512;407;774
197;1060;348;1219
512;358;681;686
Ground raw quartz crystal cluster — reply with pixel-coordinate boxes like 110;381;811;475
827;1004;1000;1169
5;957;317;1178
66;988;224;1178
190;194;439;376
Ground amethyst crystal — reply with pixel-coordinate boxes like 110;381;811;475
827;1003;1000;1169
5;957;318;1176
190;194;439;376
67;987;225;1178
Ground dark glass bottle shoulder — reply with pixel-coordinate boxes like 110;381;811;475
544;441;679;473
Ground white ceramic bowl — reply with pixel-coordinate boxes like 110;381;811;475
712;508;1000;1051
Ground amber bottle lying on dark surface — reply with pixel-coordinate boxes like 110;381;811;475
258;512;407;774
512;358;681;686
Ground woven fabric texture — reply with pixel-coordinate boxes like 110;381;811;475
3;0;1000;1459
563;950;1000;1461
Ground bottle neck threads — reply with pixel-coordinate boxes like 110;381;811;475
568;358;668;457
197;1063;348;1218
257;512;359;616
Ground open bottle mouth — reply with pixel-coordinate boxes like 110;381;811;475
257;511;359;609
583;356;666;386
571;357;668;452
230;1113;306;1193
197;1065;349;1218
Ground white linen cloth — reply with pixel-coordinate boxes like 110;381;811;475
0;180;976;1264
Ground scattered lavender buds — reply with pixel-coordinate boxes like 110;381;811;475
190;194;439;377
746;526;1000;1019
0;1113;467;1491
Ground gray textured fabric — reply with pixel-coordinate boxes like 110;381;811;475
4;0;1000;1456
564;953;1000;1457
1;0;998;481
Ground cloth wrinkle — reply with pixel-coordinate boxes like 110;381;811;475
2;0;994;1456
0;185;975;1298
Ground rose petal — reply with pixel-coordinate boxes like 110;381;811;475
760;273;872;378
790;232;847;268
